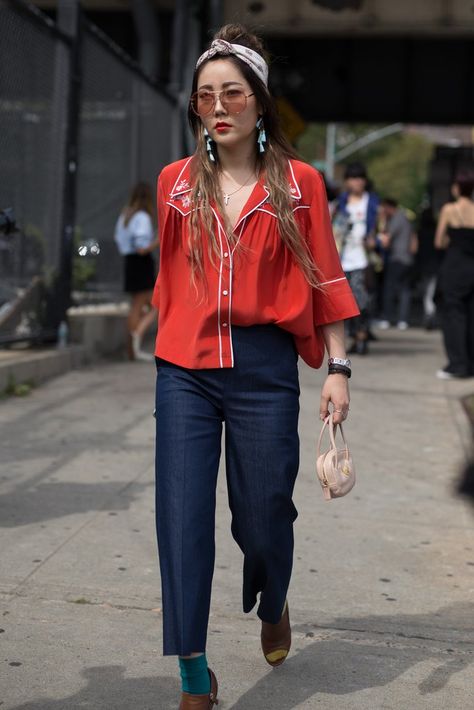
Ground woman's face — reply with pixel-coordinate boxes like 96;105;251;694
345;176;366;197
195;58;260;154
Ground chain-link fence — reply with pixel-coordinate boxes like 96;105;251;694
0;0;176;341
0;0;69;313
76;24;176;295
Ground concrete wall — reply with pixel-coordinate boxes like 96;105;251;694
68;304;129;358
0;305;130;393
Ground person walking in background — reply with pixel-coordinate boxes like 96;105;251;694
378;197;416;331
435;171;474;379
416;201;442;330
333;162;379;355
152;23;359;709
114;182;159;361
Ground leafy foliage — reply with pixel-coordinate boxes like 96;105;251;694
368;134;433;211
297;124;434;212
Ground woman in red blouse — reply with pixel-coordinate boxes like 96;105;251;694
153;24;359;709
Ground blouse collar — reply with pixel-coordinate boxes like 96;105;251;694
169;157;301;200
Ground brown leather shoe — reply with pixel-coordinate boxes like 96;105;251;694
178;669;218;709
261;600;291;667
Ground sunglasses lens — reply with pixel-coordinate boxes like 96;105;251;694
193;92;214;116
191;90;249;116
222;89;246;114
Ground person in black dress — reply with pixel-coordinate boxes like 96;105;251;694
435;171;474;379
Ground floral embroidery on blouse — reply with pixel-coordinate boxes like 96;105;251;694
176;179;190;192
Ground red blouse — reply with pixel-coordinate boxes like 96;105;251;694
152;156;359;369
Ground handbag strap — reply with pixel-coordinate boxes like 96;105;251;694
317;413;349;458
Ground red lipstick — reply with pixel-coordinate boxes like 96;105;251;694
215;122;232;132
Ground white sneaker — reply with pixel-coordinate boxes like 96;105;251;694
397;321;409;331
436;369;453;379
131;332;141;358
436;368;470;380
135;349;154;362
131;332;154;362
377;320;390;330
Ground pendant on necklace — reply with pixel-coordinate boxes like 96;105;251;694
224;194;230;206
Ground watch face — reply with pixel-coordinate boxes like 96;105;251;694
329;358;351;367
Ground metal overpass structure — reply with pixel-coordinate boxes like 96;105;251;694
33;0;474;124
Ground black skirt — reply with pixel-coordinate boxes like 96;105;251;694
124;253;155;293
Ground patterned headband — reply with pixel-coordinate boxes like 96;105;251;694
196;39;269;87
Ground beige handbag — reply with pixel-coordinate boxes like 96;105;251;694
316;413;355;501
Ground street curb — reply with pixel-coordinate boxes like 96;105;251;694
0;345;91;393
0;305;132;394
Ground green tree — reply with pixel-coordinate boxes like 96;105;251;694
367;133;433;211
296;124;433;212
297;123;327;163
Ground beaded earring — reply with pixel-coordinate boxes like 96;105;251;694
256;117;267;153
204;127;216;162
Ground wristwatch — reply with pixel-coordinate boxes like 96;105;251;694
328;357;352;369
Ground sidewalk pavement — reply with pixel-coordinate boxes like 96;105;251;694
0;327;473;710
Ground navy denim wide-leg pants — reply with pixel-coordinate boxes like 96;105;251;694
155;325;300;656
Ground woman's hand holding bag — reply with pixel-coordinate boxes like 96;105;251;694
316;413;355;501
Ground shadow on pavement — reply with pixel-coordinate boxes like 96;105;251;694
229;602;473;709
6;604;473;710
0;479;152;527
7;666;179;710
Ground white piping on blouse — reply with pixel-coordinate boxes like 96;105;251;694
227;256;235;368
232;218;246;255
287;160;302;199
233;186;270;233
225;220;246;367
215;217;225;368
169;157;193;196
166;200;189;216
256;204;310;218
320;276;346;286
256;206;277;217
211;207;235;368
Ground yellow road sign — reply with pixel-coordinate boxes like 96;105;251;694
276;97;306;144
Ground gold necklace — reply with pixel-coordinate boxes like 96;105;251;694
220;171;255;205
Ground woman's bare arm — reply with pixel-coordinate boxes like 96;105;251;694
435;204;450;250
319;320;350;426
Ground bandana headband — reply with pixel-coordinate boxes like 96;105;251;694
196;39;269;87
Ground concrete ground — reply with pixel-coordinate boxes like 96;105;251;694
0;327;473;710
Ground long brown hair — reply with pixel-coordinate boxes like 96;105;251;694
123;182;154;226
187;24;320;292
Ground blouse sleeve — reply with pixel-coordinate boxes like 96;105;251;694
151;172;167;311
132;212;154;249
304;170;359;327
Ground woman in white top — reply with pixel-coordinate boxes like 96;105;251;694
335;162;379;355
114;182;159;360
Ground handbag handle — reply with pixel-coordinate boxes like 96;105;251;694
317;413;349;458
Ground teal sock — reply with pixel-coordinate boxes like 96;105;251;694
178;654;210;695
